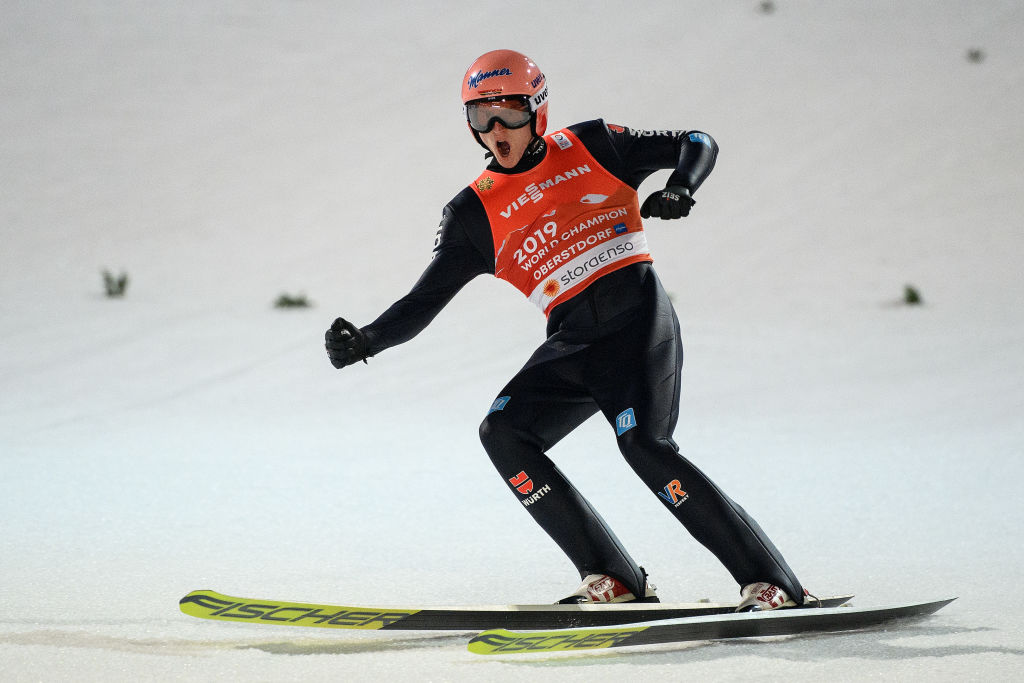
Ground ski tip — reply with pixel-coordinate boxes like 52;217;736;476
179;589;236;616
179;589;222;604
180;589;216;603
912;597;957;611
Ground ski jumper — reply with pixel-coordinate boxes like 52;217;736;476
361;120;804;601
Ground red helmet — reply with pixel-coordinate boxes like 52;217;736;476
461;50;548;145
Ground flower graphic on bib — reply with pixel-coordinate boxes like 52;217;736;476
543;279;561;298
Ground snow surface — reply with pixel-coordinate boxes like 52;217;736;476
2;1;1023;680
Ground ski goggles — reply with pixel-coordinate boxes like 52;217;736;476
465;96;533;133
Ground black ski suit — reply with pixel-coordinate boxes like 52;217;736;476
358;119;804;601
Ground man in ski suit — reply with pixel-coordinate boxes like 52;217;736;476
326;49;805;610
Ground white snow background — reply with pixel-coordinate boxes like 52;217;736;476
2;1;1022;681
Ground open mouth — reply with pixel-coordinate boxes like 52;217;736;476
496;140;511;157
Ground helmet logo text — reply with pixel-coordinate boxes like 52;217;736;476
468;68;512;90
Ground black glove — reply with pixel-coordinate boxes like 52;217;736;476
640;185;695;219
325;317;369;369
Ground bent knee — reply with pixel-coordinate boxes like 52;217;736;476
479;409;514;454
616;429;678;464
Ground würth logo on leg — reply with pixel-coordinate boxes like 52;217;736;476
508;471;534;495
509;470;552;507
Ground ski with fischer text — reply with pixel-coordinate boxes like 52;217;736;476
466;598;956;654
179;589;853;631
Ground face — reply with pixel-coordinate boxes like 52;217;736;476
466;98;535;168
480;122;535;168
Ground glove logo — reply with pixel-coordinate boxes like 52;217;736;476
688;132;712;147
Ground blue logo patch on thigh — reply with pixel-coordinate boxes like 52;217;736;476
616;408;637;436
488;396;511;414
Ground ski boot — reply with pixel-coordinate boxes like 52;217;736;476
558;571;659;604
736;582;797;612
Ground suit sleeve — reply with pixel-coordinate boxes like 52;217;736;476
568;120;719;193
361;194;493;357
